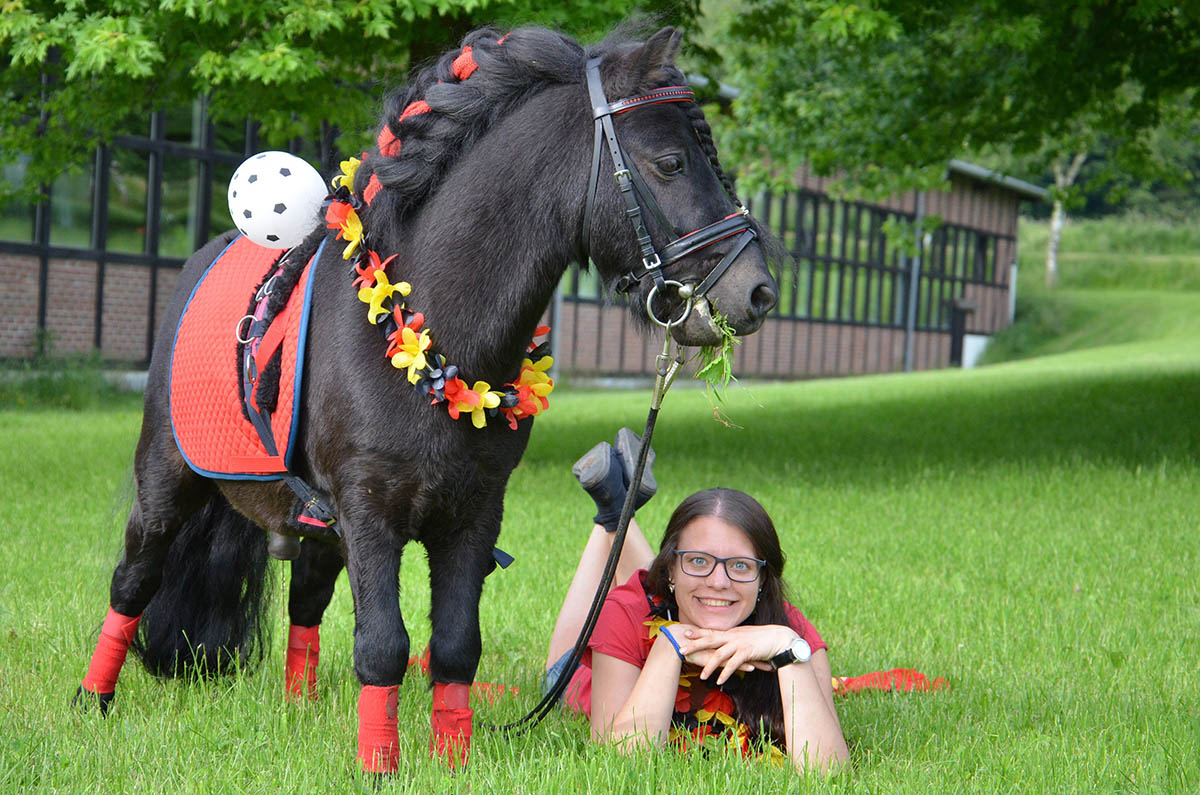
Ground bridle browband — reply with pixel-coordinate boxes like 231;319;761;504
581;57;757;328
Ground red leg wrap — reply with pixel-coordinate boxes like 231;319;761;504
430;682;473;769
81;608;141;695
357;684;400;774
284;624;320;700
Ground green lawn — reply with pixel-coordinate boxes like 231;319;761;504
2;322;1198;792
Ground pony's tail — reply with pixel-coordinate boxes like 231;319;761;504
131;495;273;678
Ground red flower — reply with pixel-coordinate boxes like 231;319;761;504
353;251;397;289
700;688;735;718
444;377;480;418
325;200;352;230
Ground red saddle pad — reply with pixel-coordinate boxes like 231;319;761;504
169;236;320;479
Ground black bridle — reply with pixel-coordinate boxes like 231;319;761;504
582;58;757;328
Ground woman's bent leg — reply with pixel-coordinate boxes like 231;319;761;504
544;519;655;670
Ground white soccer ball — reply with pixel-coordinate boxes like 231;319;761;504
227;151;327;249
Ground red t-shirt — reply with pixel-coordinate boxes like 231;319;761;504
563;570;826;716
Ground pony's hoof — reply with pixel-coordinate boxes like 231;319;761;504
268;532;301;560
73;686;115;716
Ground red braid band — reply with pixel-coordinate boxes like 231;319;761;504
284;624;320;700
364;174;383;205
357;684;400;773
377;126;401;158
399;100;431;121
430;681;473;769
81;608;141;695
452;46;478;80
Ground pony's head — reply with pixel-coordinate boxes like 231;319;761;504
582;27;779;346
351;24;778;349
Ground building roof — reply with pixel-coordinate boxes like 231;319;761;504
946;159;1049;202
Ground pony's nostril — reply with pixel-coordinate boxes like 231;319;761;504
751;283;778;316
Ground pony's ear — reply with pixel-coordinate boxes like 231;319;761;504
637;27;682;75
605;26;683;93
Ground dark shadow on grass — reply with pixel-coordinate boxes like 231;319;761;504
531;368;1200;488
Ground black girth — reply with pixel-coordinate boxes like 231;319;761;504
581;58;757;318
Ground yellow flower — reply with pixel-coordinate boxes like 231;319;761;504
358;271;410;325
331;157;361;191
339;209;363;260
390;327;433;383
460;380;501;428
695;708;736;727
518;356;555;399
644;616;677;640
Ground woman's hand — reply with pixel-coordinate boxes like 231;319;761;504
661;623;758;677
675;624;800;684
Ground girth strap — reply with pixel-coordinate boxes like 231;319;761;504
239;241;340;539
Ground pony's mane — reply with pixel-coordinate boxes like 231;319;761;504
354;24;740;232
356;26;585;230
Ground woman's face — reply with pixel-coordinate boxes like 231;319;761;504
670;515;762;630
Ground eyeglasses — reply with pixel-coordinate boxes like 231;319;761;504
674;550;766;582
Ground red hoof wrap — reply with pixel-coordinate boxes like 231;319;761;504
81;608;141;695
357;684;400;774
284;624;320;700
430;682;473;769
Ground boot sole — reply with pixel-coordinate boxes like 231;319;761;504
614;427;657;499
572;441;616;490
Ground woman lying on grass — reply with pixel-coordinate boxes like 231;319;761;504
545;429;849;773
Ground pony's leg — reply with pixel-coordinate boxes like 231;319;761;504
424;528;500;769
341;516;409;775
284;539;344;700
78;445;213;713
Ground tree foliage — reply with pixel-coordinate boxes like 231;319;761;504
711;0;1200;196
0;0;698;196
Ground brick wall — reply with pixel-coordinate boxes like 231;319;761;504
0;254;174;362
0;253;40;357
546;301;946;380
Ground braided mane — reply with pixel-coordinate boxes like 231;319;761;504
356;25;742;236
357;27;584;234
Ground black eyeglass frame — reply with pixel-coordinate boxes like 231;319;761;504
673;550;767;582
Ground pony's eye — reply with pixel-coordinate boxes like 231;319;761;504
654;155;684;177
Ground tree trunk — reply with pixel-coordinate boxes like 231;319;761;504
1046;196;1064;288
1045;151;1087;289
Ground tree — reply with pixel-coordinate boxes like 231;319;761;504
975;88;1198;286
0;0;698;198
709;1;1200;198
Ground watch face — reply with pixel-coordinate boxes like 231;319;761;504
792;638;811;663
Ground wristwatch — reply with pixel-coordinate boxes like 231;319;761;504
770;636;812;669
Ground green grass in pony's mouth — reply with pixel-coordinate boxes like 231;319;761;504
691;309;739;390
690;309;741;424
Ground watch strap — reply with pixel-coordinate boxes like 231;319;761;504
770;637;811;669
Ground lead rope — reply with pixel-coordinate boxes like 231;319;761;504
488;322;687;734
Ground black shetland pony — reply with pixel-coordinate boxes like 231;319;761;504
77;25;778;774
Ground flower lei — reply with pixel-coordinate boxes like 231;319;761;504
644;617;789;764
324;156;554;430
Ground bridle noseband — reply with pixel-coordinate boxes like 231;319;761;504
581;58;757;328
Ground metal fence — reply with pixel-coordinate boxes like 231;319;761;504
554;186;1015;378
1;112;1015;375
